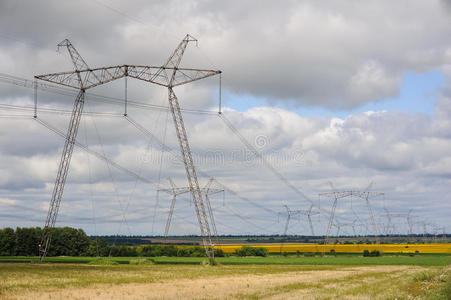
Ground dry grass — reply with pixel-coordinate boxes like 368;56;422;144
0;263;447;299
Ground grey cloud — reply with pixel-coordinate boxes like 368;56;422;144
0;0;450;234
1;0;451;108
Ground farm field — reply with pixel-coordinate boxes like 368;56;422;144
1;254;451;266
218;243;451;254
0;262;450;299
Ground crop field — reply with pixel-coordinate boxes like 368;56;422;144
1;254;450;299
0;262;450;299
1;254;451;266
218;243;451;254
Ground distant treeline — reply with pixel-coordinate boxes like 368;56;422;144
91;236;198;246
0;227;90;256
0;227;225;257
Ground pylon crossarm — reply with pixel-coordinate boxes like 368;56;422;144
158;187;191;196
171;68;221;87
36;65;220;90
35;65;128;90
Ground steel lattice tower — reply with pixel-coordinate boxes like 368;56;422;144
36;35;221;261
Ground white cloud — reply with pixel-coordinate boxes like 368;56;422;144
0;0;450;235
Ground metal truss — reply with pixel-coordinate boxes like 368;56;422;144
278;205;299;253
380;208;409;235
348;183;384;237
297;204;320;236
158;178;191;238
38;39;90;262
36;35;221;262
35;65;220;90
319;182;353;248
158;177;223;245
203;178;224;245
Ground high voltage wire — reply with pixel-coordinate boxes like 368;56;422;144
218;113;312;204
0;72;217;115
124;115;280;215
1;74;339;232
3;109;283;230
0;72;343;232
35;115;280;231
35;117;154;186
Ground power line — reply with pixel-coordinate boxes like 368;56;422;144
218;113;312;203
0;72;218;115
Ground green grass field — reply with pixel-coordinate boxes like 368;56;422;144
1;254;450;266
0;261;449;299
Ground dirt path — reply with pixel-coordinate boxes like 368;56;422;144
3;265;426;299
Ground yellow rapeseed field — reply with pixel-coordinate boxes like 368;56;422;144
216;243;451;254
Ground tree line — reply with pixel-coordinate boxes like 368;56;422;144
0;227;91;256
0;227;228;257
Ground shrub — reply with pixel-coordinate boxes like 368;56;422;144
363;249;381;257
234;246;268;257
214;248;225;257
176;246;206;257
371;250;381;257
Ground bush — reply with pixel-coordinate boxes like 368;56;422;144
234;246;268;257
175;246;206;257
363;249;382;257
109;245;138;257
214;248;225;257
142;245;179;257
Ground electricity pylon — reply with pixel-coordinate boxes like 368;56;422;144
158;178;190;239
278;205;300;253
406;209;417;236
203;178;224;245
319;182;352;250
296;204;319;236
36;35;221;261
333;219;358;237
380;208;408;236
158;177;223;245
349;182;384;237
37;39;97;262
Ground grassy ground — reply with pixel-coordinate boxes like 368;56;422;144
1;254;450;266
0;263;449;299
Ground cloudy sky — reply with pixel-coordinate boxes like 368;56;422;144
0;0;450;236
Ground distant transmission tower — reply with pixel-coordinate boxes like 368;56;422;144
380;208;409;236
158;177;223;245
318;182;352;251
158;178;190;239
278;205;300;253
349;182;384;238
36;35;221;261
296;204;320;236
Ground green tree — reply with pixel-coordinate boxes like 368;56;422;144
15;227;41;256
47;227;90;256
0;228;16;256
